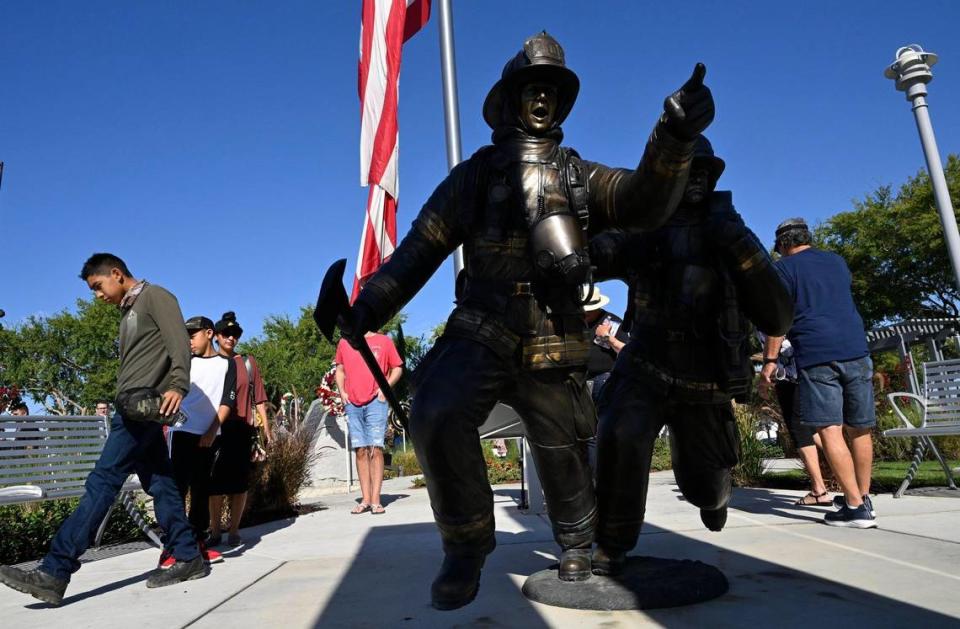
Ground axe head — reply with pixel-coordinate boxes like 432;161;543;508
313;258;350;342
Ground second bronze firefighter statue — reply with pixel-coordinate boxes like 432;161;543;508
588;135;794;575
339;32;715;610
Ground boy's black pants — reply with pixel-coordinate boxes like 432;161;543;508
170;430;216;540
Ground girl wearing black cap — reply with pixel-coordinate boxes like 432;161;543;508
208;311;273;547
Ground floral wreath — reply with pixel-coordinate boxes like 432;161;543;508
315;364;345;417
0;385;22;409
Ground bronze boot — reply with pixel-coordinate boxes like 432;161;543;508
558;548;592;582
431;552;487;610
432;515;495;610
700;506;727;532
591;545;626;576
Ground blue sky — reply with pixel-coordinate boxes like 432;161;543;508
2;1;959;340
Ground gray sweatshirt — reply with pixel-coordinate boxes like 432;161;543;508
117;283;190;396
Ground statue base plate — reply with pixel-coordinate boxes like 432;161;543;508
521;556;728;611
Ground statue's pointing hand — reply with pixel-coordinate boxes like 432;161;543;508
661;63;715;140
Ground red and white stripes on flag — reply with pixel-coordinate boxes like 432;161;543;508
353;0;431;301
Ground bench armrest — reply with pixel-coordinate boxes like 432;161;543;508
0;485;46;501
886;392;926;431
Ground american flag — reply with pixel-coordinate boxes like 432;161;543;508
354;0;431;301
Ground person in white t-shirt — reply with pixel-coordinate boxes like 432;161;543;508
162;316;236;568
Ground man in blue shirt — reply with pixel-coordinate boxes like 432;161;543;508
761;219;877;528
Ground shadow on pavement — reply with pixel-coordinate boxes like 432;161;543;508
904;486;960;499
218;513;301;557
375;493;410;508
634;522;959;626
493;487;522;502
311;520;554;628
312;487;959;627
671;485;828;523
26;571;149;609
725;487;830;523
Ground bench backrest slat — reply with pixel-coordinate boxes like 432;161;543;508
0;415;110;493
0;428;107;438
0;458;99;471
0;453;103;467
43;485;92;499
0;420;105;429
923;359;960;427
0;440;106;452
0;471;99;486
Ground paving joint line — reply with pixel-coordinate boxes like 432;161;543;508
180;561;288;628
728;511;960;583
862;526;960;546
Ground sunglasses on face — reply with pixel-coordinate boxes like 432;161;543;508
219;332;241;340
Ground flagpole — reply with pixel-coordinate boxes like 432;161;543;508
436;0;465;276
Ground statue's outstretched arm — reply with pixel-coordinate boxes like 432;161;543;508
588;230;648;282
710;202;794;336
586;64;715;233
352;160;471;334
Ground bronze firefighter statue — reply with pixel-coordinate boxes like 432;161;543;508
337;31;715;610
588;135;794;576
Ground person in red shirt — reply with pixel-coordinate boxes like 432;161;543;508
335;330;403;515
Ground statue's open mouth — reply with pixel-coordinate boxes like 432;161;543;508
533;104;548;119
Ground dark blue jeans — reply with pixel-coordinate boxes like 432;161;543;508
41;413;199;581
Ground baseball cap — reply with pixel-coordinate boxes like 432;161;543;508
185;316;215;333
775;217;809;238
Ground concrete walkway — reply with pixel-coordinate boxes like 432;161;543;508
3;471;960;628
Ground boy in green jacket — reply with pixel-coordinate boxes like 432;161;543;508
0;253;208;606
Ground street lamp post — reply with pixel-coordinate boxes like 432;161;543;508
885;45;960;293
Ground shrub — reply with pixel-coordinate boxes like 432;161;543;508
389;448;423;477
483;446;521;484
242;425;315;524
650;437;672;471
937;436;960;460
873;403;917;462
396;439;522;486
873;397;960;461
0;497;152;565
732;404;767;487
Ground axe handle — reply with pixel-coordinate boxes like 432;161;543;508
355;338;409;428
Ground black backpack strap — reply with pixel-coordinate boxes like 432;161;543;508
562;147;590;231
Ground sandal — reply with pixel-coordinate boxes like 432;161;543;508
370;504;386;515
796;491;831;506
351;503;371;514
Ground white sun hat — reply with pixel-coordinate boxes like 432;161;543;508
581;284;610;311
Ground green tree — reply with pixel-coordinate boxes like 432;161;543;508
237;305;337;403
0;298;121;414
383;313;432;371
815;154;960;327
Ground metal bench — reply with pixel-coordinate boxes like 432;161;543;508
885;358;960;497
0;414;161;547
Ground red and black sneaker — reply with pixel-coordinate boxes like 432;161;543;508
161;543;222;568
199;542;224;564
158;549;176;570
